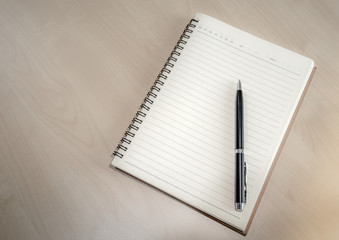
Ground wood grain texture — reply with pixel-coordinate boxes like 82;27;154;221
0;0;338;239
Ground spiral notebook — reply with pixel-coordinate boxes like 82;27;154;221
111;13;315;234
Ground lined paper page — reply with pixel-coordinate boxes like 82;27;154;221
112;13;314;231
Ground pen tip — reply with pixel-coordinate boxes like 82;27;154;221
237;80;242;90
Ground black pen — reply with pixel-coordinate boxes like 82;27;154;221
235;80;247;212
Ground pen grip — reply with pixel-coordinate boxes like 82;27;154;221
235;153;246;203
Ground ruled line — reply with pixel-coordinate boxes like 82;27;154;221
131;149;234;196
125;161;240;219
184;46;296;94
196;29;301;77
152;110;234;156
127;154;232;201
133;142;234;186
145;112;264;168
155;88;273;156
137;130;235;178
172;70;287;109
191;35;300;83
158;93;269;158
160;85;277;149
175;66;288;108
146;115;233;164
170;74;283;126
162;84;279;135
179;57;291;104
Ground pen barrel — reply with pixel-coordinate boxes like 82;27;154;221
235;153;246;203
236;90;243;149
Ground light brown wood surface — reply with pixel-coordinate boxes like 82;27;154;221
0;0;338;239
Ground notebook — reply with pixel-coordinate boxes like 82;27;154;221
111;13;315;235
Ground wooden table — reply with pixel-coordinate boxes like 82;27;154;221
1;0;338;239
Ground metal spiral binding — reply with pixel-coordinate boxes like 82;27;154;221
112;18;198;159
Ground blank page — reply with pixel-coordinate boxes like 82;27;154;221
112;13;314;231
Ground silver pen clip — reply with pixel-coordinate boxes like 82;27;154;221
244;162;247;202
